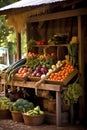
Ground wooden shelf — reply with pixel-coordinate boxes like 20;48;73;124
34;44;68;48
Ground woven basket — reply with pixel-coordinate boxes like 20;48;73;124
11;111;23;122
0;109;11;119
23;114;45;126
48;99;56;113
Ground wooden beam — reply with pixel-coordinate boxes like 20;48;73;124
78;15;85;121
28;8;87;23
16;32;21;60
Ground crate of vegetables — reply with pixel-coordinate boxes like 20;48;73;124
45;63;78;85
14;66;31;81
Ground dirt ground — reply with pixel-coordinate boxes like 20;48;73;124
0;119;85;130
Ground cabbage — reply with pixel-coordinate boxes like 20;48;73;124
12;98;34;112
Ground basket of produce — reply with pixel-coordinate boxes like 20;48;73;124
0;97;13;119
11;111;23;122
23;105;45;126
11;98;34;122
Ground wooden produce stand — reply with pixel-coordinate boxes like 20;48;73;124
0;0;86;127
0;67;78;126
1;79;61;126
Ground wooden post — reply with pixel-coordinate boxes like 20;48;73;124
56;87;61;126
16;32;21;60
78;15;85;121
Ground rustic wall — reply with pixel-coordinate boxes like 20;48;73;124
27;17;78;60
27;17;78;41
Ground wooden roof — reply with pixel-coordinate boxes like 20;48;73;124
0;0;84;15
0;0;85;33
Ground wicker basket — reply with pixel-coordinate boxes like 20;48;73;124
48;99;56;113
11;111;23;122
23;113;45;126
0;109;11;119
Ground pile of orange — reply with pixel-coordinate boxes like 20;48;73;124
48;63;74;82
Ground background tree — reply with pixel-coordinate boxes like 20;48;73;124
0;0;27;64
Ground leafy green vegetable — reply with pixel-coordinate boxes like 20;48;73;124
61;83;83;105
68;43;78;66
0;97;13;110
25;105;44;116
12;98;34;112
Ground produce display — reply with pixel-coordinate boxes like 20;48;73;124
1;35;78;83
24;105;44;116
14;66;31;78
0;97;13;110
28;38;48;50
1;58;27;82
12;98;34;112
48;63;74;82
61;82;83;105
13;51;56;79
0;36;81;123
48;34;68;44
68;43;78;66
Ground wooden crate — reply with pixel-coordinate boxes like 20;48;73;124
45;69;78;85
45;111;69;125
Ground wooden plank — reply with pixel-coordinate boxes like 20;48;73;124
78;16;85;121
28;8;87;23
1;79;61;92
63;69;78;85
16;32;21;60
56;91;61;126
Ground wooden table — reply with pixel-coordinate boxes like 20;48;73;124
1;78;62;126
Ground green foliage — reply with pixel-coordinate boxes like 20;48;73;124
0;0;19;46
25;57;40;69
0;0;22;59
12;98;34;112
28;39;36;50
61;82;83;105
68;43;78;66
0;0;20;8
25;105;44;116
0;97;13;110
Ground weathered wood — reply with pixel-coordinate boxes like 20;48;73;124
56;91;61;126
1;78;62;126
28;8;87;23
16;32;21;60
1;79;61;92
78;15;85;121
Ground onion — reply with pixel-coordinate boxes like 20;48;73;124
41;74;46;79
36;72;41;77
